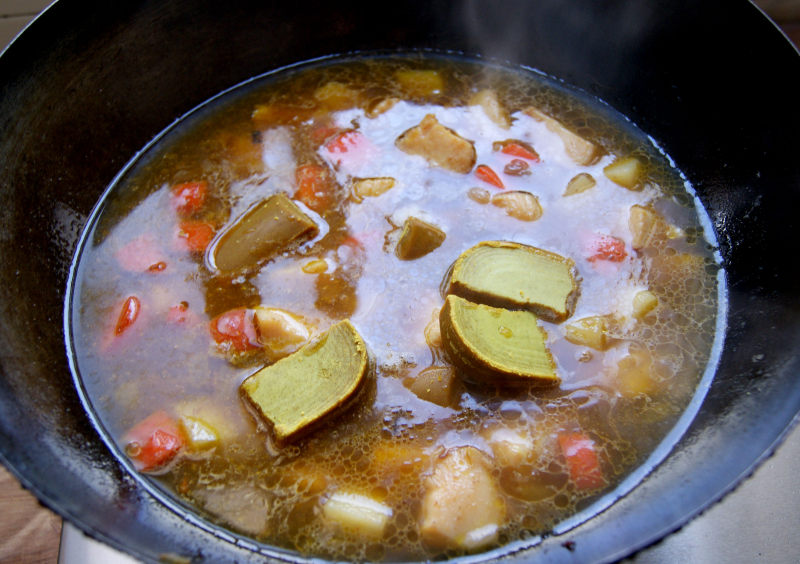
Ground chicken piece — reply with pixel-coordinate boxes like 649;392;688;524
524;106;602;165
420;446;506;551
395;114;476;173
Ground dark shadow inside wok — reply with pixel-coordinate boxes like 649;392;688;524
0;1;798;562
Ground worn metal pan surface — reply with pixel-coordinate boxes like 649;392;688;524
0;1;798;562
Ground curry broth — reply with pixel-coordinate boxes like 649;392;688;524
69;56;719;561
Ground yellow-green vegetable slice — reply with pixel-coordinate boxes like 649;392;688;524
448;240;579;323
439;295;559;387
240;320;369;444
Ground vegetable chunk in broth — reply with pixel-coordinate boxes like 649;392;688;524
67;56;720;561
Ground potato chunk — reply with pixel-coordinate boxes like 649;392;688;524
524;106;602;165
632;290;659;319
565;315;612;351
604;155;645;190
405;365;458;407
395;216;446;260
210;193;318;273
351;176;395;201
564;172;596;196
420;446;506;551
395;114;476;173
469;89;511;129
253;307;312;361
394;69;444;97
322;491;392;539
491;190;543;221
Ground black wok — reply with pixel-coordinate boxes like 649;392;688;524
0;1;798;562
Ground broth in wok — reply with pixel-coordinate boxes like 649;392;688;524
68;56;720;561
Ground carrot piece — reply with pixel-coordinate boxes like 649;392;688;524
170;181;208;216
475;164;504;189
558;432;606;490
324;129;365;154
295;163;337;213
209;308;260;353
501;142;540;162
123;411;185;472
115;296;141;336
175;221;216;253
310;124;341;146
588;235;627;263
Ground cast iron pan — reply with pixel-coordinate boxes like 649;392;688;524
1;1;798;562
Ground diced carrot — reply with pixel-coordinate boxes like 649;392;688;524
123;410;185;472
309;123;341;146
321;129;377;171
170;181;208;216
175;221;216;253
209;308;260;353
558;432;605;490
475;164;504;189
295;163;337;213
324;130;365;154
115;235;167;273
588;235;627;263
115;296;141;336
499;141;540;162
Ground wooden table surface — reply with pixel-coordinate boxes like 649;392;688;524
0;1;798;563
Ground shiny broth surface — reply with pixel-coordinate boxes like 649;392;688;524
69;56;720;561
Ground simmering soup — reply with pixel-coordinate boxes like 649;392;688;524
67;55;720;561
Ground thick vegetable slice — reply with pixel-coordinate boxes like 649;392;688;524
558;432;606;490
448;240;579;323
395;114;476;173
123;411;185;472
210;192;318;273
395;216;446;260
240;320;369;444
440;295;559;387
